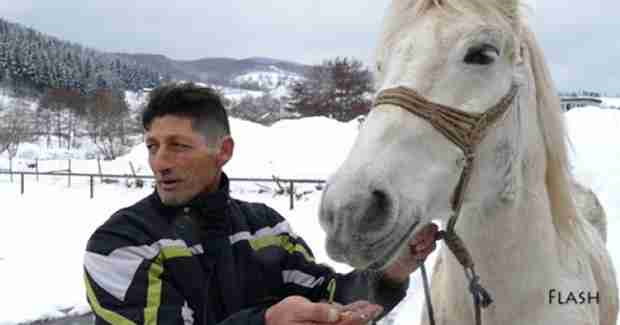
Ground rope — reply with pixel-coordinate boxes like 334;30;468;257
420;264;436;325
374;85;519;325
419;231;493;325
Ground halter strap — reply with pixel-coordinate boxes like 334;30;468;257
374;84;519;230
374;84;519;325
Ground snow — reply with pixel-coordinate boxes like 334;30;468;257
566;107;620;227
1;106;620;324
233;70;303;92
219;87;266;102
124;90;148;112
602;97;620;109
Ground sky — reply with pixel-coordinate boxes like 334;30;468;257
0;0;618;94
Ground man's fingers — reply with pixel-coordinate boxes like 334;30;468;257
338;303;384;324
413;241;437;256
410;223;439;254
340;301;371;312
296;301;341;323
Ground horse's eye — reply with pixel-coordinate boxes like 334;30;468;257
376;62;383;72
464;44;500;65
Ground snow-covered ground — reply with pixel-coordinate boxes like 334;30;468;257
602;97;620;109
1;104;619;324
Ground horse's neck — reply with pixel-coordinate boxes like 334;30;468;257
445;180;561;289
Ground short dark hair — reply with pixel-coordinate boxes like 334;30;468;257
142;82;230;143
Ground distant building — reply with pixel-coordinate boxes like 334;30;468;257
560;97;602;111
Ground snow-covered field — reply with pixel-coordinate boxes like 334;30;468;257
1;104;619;324
602;97;620;109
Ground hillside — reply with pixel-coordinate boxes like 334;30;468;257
0;17;306;98
117;53;307;89
0;18;162;95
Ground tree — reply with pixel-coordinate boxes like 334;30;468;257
229;93;288;125
0;98;36;156
287;57;373;122
85;89;133;160
38;88;86;149
0;17;162;97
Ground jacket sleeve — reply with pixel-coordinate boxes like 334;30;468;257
84;212;270;325
84;211;193;325
261;205;409;319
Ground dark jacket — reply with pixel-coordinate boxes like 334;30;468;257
84;173;408;325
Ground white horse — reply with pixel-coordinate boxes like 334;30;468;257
318;0;618;324
572;181;607;243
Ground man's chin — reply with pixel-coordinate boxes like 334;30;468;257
158;190;190;207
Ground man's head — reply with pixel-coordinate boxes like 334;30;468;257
142;82;234;206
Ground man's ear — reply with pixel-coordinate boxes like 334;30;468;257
216;136;234;168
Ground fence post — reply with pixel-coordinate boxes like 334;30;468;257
97;158;103;183
90;176;94;199
20;173;24;195
9;157;13;183
35;158;39;182
289;181;294;210
68;159;72;187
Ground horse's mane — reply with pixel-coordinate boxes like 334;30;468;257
522;25;582;244
379;0;581;243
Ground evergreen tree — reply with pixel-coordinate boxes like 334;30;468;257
0;17;163;97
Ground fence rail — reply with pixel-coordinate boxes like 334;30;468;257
0;171;325;210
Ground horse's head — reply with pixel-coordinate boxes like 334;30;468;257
319;0;563;270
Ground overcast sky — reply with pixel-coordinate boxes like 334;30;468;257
1;0;618;93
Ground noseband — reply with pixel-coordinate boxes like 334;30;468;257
374;84;519;325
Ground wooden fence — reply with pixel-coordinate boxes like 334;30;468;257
0;170;325;210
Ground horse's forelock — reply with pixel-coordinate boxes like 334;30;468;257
379;0;523;52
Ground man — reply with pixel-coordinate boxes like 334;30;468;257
83;82;438;325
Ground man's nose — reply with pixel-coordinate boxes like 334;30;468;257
151;148;175;173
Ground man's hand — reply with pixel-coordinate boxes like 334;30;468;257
265;296;383;325
382;223;439;283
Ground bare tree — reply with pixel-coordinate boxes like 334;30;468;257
229;93;288;125
38;88;86;149
0;98;36;156
287;57;373;121
86;89;132;160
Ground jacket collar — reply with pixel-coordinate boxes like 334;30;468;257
152;173;232;219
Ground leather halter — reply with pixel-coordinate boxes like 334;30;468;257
374;84;520;324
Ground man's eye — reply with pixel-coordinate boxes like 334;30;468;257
173;143;191;149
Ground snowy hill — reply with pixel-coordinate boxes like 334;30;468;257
118;54;307;91
232;68;304;92
1;104;620;324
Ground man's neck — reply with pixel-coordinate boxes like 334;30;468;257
205;172;223;194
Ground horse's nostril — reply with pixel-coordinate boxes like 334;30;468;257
372;190;389;214
361;190;392;230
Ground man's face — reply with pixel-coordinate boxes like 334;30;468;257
145;115;232;206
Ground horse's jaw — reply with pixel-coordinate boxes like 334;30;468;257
319;182;424;270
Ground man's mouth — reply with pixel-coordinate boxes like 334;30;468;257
159;179;182;191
